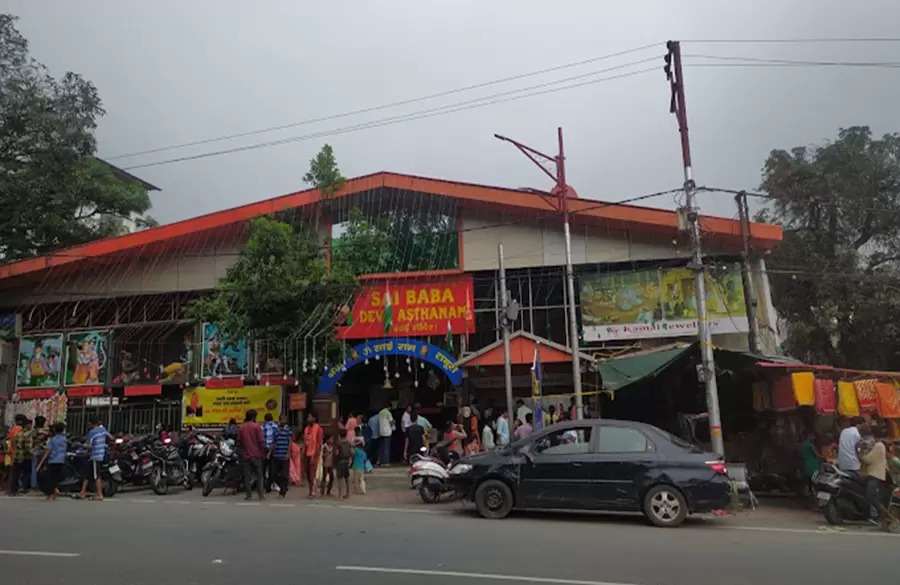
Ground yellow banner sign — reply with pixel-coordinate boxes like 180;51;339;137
182;386;282;428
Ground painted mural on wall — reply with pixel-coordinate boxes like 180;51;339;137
201;323;248;379
64;330;109;387
113;327;195;386
16;333;64;389
580;267;749;342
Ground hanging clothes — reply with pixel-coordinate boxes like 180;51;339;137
791;372;815;406
853;379;878;414
771;375;798;411
752;381;771;412
813;378;837;415
874;381;900;418
837;381;860;417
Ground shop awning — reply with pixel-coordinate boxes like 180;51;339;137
599;344;692;391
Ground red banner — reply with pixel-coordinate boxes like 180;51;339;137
336;276;475;339
67;385;104;397
205;377;245;389
125;385;162;397
289;393;307;411
17;389;57;400
259;375;295;387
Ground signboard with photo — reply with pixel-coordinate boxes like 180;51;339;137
16;333;64;389
64;330;110;387
201;323;248;379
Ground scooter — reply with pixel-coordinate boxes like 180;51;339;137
149;437;191;495
408;439;458;504
813;463;872;525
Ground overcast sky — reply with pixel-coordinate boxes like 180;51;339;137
6;1;900;224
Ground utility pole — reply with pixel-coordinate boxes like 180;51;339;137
665;40;724;455
736;191;761;354
498;243;515;442
494;128;585;420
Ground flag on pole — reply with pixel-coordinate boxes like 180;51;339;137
383;283;393;335
531;344;543;431
444;320;454;354
465;287;473;349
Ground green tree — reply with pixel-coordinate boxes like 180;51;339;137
759;126;900;369
0;14;154;261
303;143;345;234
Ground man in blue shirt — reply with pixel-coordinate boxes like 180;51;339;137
261;413;278;493
270;416;292;498
79;417;110;500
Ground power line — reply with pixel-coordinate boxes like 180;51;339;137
121;62;659;171
685;38;900;44
684;54;900;68
107;43;661;161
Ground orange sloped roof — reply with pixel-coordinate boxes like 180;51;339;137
456;331;596;367
0;171;781;284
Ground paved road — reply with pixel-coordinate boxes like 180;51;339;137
0;494;895;585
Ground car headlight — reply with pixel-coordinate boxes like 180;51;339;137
449;464;473;475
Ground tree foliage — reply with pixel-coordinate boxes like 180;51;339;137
0;14;154;261
759;126;900;369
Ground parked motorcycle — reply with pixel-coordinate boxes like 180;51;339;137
110;435;155;491
202;437;245;496
814;463;872;525
179;432;216;486
408;439;458;503
149;437;191;495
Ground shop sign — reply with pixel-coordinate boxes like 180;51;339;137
64;330;110;387
182;385;282;429
67;385;104;397
17;389;57;400
316;338;462;394
336;276;475;339
16;333;64;389
124;384;162;397
205;377;244;389
289;393;307;411
0;313;20;340
580;267;749;342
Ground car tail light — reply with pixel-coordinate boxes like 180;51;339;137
705;461;728;475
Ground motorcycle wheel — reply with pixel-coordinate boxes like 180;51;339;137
150;468;169;496
824;498;843;525
101;477;117;498
183;471;193;490
200;468;212;486
419;481;442;504
202;476;215;497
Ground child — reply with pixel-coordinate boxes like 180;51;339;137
36;423;67;501
319;436;334;497
351;438;367;495
335;428;352;500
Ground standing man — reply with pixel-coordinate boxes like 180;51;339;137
78;416;109;500
270;416;292;498
303;412;323;499
367;412;381;465
9;417;33;495
378;406;395;466
496;410;510;448
515;413;534;440
838;416;865;474
403;411;426;461
236;410;266;501
515;399;532;425
5;415;25;494
30;416;50;490
261;413;278;493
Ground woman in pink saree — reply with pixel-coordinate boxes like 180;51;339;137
290;432;302;486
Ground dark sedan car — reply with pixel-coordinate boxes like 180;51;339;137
448;418;732;527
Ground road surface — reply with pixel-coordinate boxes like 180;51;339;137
0;493;895;585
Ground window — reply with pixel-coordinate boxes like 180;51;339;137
532;426;593;456
598;426;650;453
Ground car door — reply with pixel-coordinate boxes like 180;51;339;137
591;424;657;511
518;425;596;509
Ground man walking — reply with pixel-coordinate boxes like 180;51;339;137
303;412;323;499
9;416;32;495
237;410;266;501
270;416;292;498
261;413;278;492
78;417;110;500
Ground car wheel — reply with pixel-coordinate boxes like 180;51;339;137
644;485;688;527
823;498;843;525
475;479;513;520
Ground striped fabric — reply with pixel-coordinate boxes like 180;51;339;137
272;427;292;460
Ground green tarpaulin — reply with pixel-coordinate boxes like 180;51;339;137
599;345;691;391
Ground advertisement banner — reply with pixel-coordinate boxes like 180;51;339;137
201;323;248;379
0;313;20;340
335;276;475;339
16;333;64;389
182;385;282;429
64;330;110;387
581;267;748;342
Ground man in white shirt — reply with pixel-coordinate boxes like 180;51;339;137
838;416;865;473
496;411;510;447
515;400;532;425
378;407;395;466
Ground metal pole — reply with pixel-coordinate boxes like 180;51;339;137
668;41;724;455
736;191;761;354
498;244;515;444
557;128;585;421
